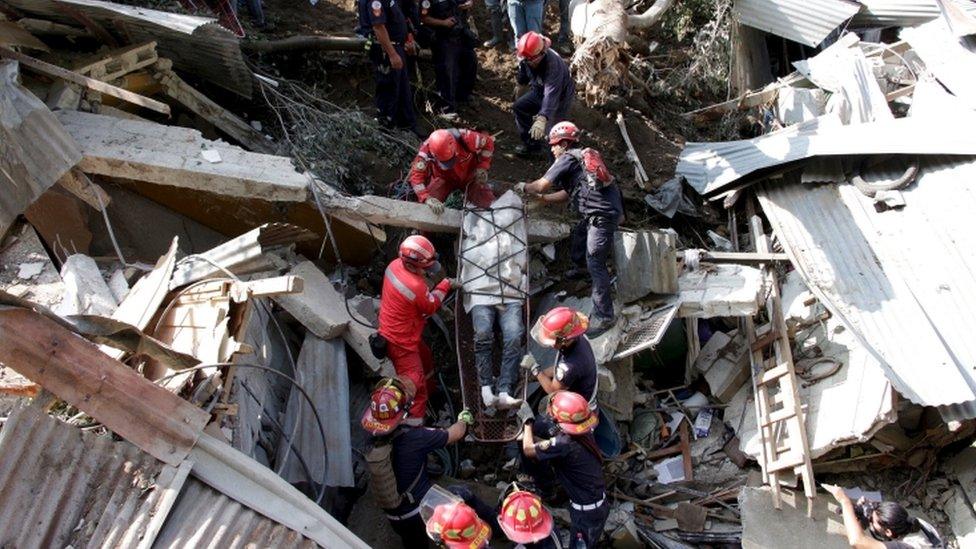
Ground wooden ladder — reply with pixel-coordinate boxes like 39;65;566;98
743;215;816;517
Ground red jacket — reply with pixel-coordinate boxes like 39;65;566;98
408;129;496;208
378;258;451;349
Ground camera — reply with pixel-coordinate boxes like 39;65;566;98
853;500;880;527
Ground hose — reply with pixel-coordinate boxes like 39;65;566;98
850;156;919;198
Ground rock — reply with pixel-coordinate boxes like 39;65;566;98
16;262;44;279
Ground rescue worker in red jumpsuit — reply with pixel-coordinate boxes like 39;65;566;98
379;234;459;423
408;127;497;214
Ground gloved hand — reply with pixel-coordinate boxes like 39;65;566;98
427;197;445;215
458;409;475;425
514;182;527;195
520;353;540;376
447;277;462;290
516;401;535;425
529;115;547;141
474;168;489;186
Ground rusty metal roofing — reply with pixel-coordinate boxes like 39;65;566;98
153;478;317;549
733;0;860;47
0;401;191;549
0;60;81;237
0;0;252;97
757;157;976;421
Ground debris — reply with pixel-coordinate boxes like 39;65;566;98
616;112;650;190
946;487;976;547
674;502;708;532
57;110;310;202
54;254;117;317
201;149;222;163
17;262;44;279
654;455;687;484
55;167;111;211
693;330;749;403
24;187;93;255
739;486;849;549
0;20;51;51
0;224;66;307
107;268;128;303
677;263;763;318
613;229;678;303
644;176;699;219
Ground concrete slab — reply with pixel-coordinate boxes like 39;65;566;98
53;254;117;317
56;110;310;202
613;229;678;303
946;487;976;548
677;264;762;318
739;486;849;549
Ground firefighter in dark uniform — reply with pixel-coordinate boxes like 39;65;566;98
357;0;418;132
519;391;609;548
420;0;478;116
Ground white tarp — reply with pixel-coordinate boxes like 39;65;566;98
460;191;528;313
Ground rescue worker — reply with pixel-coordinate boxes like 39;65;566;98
420;0;478;117
426;499;494;548
516;122;623;335
361;378;476;547
519;391;608;548
513;32;574;158
498;486;562;548
379;235;459;423
408;128;496;214
357;0;417;132
520;306;597;409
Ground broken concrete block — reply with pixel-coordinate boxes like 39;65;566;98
614;229;678;303
947;486;976;547
696;330;750;403
678;264;762;318
55;254;118;317
0;225;65;308
599;357;634;421
108;269;129;303
17;262;44;279
740;487;849;549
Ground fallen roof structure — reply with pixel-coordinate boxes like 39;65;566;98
0;0;252;97
731;0;860;48
0;60;81;237
901;17;976;110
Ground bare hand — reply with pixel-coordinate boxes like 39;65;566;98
821;483;847;502
388;50;404;70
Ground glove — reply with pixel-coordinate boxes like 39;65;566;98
427;197;445;215
520;353;540;376
529;115;547;141
458;409;475;425
474;168;489;186
447;277;462;290
516;401;535;425
514;182;527;195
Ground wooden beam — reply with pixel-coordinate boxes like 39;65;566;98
56;167;110;211
0;306;209;465
0;46;170;115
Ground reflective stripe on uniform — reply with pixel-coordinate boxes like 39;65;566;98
386;266;417;301
413;183;427;192
479;148;492;157
431;288;446;302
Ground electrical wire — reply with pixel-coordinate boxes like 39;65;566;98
89;177;128;267
152;362;330;504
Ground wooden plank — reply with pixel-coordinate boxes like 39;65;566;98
760;363;790;384
233;276;304;299
0;46;170;115
0;307;208;465
72;41;158;81
56;166;110;211
701;251;790;264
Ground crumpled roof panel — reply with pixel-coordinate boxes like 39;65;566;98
733;0;861;47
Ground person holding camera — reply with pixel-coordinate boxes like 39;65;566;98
822;484;945;548
420;0;478;118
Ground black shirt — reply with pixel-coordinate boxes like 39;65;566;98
387;425;449;513
534;430;605;505
554;337;598;406
544;150;623;220
420;0;461;39
357;0;410;43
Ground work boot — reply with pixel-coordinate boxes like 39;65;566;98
495;392;523;410
483;7;507;48
481;385;497;408
586;316;616;338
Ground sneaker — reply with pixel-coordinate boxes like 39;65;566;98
586;316;616;338
481;385;497;408
483;36;504;48
495;392;523;410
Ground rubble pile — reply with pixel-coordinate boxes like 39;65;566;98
1;0;976;548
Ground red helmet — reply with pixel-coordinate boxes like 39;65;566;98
361;377;415;435
498;489;554;544
428;129;458;169
516;31;550;60
548;121;580;145
536;306;588;347
426;502;491;549
399;234;437;270
547;390;598;435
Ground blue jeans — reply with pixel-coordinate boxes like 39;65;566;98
507;0;543;40
472;303;524;394
557;0;571;42
571;217;616;320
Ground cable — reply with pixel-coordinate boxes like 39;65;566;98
153;362;330;505
90;178;128;267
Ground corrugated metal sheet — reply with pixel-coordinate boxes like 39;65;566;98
170;223;317;289
852;0;976;28
613;303;679;360
902;18;976;110
0;401;191;549
792;44;893;123
153;478;317;549
0;60;81;237
757;157;976;420
0;0;252;97
677;109;976;196
733;0;860;47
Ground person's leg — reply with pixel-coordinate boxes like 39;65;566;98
557;0;571;43
569;218;587;271
374;59;397;127
569;503;609;548
388;343;428;421
586;222;616;321
431;40;453;112
447;485;502;532
484;0;507;47
508;0;527;39
419;340;437;405
523;0;543;33
457;42;478;104
471;305;497;392
393;44;417;130
513;88;543;147
389;514;433;548
496;302;525;395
